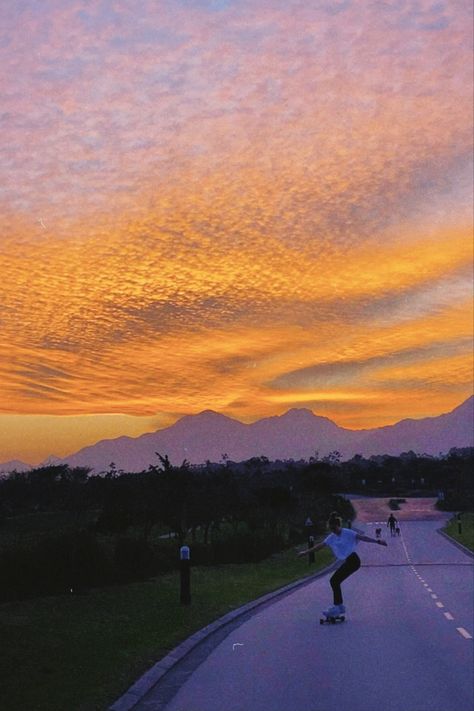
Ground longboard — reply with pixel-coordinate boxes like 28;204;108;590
320;614;345;624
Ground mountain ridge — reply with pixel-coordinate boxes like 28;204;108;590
1;396;472;474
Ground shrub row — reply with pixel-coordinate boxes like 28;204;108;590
0;527;288;602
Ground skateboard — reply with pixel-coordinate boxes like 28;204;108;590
320;613;346;625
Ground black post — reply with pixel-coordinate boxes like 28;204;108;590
457;513;462;535
180;545;191;605
305;517;314;565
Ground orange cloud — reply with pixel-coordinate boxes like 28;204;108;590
0;0;472;461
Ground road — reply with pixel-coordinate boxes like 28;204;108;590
137;515;473;711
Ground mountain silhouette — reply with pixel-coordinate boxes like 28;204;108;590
42;395;474;473
0;459;31;474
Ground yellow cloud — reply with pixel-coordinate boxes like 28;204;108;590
0;0;472;461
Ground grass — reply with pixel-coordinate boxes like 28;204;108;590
0;544;333;711
443;512;474;552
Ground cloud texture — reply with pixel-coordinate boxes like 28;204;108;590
0;0;472;461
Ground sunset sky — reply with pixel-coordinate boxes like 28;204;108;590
1;0;473;465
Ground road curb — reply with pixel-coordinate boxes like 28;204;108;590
108;559;338;711
436;527;474;558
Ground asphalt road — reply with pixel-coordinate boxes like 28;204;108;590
138;516;473;711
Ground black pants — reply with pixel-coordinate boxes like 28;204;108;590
330;552;361;605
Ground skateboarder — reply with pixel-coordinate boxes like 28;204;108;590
387;513;398;537
298;512;387;618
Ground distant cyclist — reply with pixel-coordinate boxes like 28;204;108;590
387;513;398;537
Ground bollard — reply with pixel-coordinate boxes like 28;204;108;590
308;535;315;565
180;545;191;605
457;513;462;536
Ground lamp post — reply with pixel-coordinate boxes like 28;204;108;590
180;545;191;605
305;517;315;564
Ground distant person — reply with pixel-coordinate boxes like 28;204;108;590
387;513;398;537
375;527;382;540
298;511;387;618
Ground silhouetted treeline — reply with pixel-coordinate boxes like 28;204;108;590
0;448;471;601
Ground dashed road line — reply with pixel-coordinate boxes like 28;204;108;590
456;628;473;640
399;528;472;641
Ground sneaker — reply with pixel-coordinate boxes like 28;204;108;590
337;604;346;614
323;605;341;617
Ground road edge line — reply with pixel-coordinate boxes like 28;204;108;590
436;528;474;559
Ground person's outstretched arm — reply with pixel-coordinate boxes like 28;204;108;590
356;534;387;546
297;541;327;557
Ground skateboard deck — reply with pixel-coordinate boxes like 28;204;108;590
320;614;345;624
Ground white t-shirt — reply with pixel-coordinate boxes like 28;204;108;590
324;528;358;560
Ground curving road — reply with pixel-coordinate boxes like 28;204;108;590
136;514;473;711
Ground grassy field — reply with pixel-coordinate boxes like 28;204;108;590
443;512;474;552
0;544;333;711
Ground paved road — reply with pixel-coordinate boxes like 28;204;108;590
138;516;473;711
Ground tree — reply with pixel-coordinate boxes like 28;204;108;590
153;453;194;544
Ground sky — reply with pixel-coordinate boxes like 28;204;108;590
0;0;473;465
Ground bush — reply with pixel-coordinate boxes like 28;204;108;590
211;528;285;564
95;506;134;533
437;494;474;512
187;542;216;566
0;531;111;601
113;537;154;580
388;498;406;510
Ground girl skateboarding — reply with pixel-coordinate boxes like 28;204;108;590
298;511;387;618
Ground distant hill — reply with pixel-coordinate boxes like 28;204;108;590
1;397;471;475
0;460;31;474
355;396;474;458
46;395;473;473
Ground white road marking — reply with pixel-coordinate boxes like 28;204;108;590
232;643;244;650
456;628;473;640
400;532;412;565
398;529;471;641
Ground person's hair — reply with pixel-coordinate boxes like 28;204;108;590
328;511;342;529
